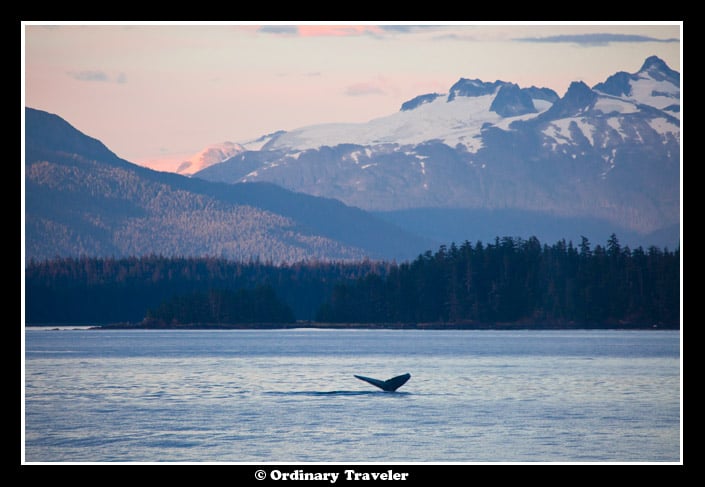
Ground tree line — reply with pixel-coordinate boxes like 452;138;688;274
317;235;679;327
25;254;388;324
144;286;294;325
25;235;679;328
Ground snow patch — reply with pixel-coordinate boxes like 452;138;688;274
647;117;680;140
629;76;680;113
594;96;639;115
492;100;553;132
573;119;596;146
241;135;274;151
606;118;625;141
600;149;618;179
533;99;553;112
543;120;573;146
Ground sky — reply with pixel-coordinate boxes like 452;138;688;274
23;22;681;171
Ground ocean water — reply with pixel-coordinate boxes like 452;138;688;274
23;329;680;463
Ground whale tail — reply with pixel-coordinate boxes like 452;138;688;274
354;373;411;392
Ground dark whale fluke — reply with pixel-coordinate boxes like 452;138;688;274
354;373;411;392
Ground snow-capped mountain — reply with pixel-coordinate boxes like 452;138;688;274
174;141;245;175
195;56;680;248
256;80;557;153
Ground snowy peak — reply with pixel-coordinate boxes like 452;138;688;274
535;57;680;154
592;55;679;114
447;78;505;101
592;71;633;97
443;78;558;110
247;130;287;151
639;55;680;84
540;81;598;120
489;83;537;117
400;93;442;111
176;141;245;175
593;55;679;97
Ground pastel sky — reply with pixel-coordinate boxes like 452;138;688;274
23;22;681;170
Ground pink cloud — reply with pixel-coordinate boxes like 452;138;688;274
296;25;384;37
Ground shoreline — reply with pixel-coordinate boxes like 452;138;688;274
25;321;678;331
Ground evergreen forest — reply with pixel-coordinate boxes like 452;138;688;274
25;235;680;328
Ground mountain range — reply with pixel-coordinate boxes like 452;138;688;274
193;55;680;249
24;108;431;263
24;56;680;264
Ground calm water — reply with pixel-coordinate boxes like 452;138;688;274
23;329;680;463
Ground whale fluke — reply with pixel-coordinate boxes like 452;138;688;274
354;373;411;392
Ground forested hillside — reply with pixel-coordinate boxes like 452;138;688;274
25;107;430;263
